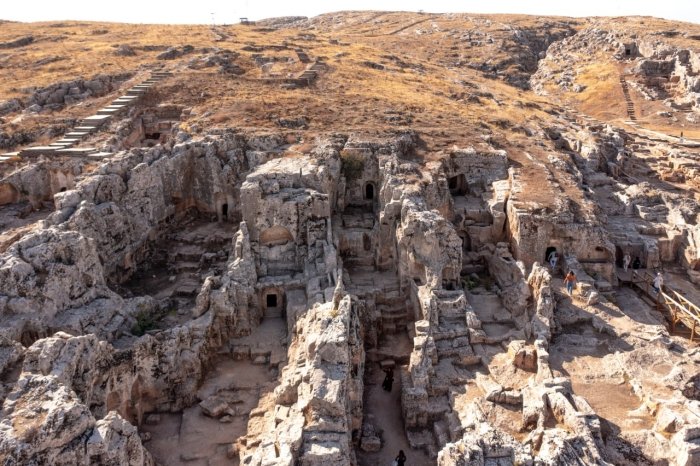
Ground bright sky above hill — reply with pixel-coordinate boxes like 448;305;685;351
2;0;699;25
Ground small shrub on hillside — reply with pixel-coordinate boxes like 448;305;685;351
131;310;157;336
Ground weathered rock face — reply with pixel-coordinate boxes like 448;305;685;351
683;225;700;283
397;201;463;288
0;228;113;340
437;425;532;466
3;73;133;115
0;333;154;465
527;264;555;344
238;295;364;466
0;159;85;207
0;107;698;466
52;135;247;283
483;243;531;318
241;157;335;278
0;133;280;463
193;221;260;334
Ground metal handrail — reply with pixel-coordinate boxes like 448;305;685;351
628;270;700;341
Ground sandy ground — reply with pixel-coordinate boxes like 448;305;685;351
141;318;285;466
357;363;432;466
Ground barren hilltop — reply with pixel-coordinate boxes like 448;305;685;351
0;11;700;466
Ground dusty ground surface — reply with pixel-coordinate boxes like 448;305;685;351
141;317;285;465
1;10;700;466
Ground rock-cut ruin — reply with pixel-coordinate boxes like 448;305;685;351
0;10;700;466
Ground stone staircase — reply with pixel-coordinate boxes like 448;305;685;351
434;290;481;367
296;69;318;86
5;70;173;163
403;288;482;457
157;220;232;300
377;279;408;334
620;75;637;121
0;152;20;167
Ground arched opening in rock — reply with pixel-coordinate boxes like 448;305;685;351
365;183;375;200
460;233;472;253
59;187;67;193
129;377;144;425
260;226;294;246
545;246;558;264
106;392;121;414
145;132;161;140
448;174;467;196
20;322;46;347
412;262;427;286
221;203;229;221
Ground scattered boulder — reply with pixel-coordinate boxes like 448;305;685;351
0;99;22;116
508;340;537;372
115;44;136;56
157;45;195;60
276;116;309;129
359;422;381;452
199;395;234;418
0;35;33;49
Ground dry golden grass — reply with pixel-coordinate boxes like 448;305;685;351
0;12;569;149
571;59;627;120
1;11;698;212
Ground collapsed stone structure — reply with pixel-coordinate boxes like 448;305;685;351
0;121;697;466
0;11;700;466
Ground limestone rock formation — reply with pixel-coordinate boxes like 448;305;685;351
0;11;699;466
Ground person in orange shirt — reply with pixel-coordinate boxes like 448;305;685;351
564;271;577;296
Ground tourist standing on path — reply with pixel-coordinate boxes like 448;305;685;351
623;253;631;272
382;369;394;392
548;251;558;271
394;450;406;466
632;257;641;270
653;272;664;294
680;131;684;143
564;271;577;297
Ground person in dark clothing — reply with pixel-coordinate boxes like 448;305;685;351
382;369;394;392
395;449;407;466
632;257;641;270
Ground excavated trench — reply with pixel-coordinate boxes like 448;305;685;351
0;159;94;252
141;318;287;465
116;213;236;328
3;124;700;466
348;163;530;462
95;174;291;464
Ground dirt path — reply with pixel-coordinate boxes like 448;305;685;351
357;363;432;466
